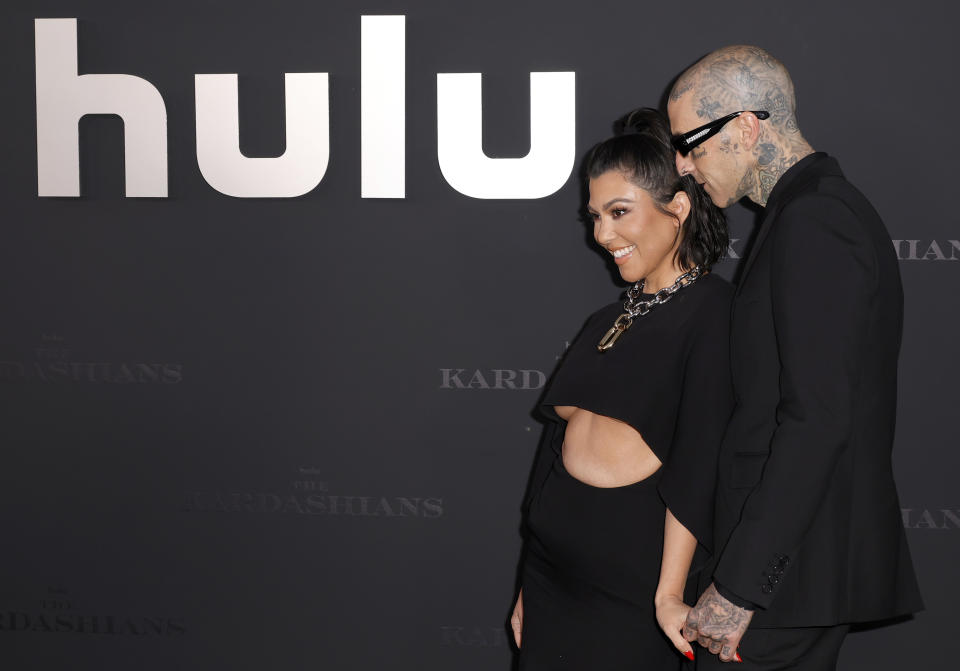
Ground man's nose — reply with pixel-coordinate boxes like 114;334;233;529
675;151;694;178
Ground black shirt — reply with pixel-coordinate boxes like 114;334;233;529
539;272;735;553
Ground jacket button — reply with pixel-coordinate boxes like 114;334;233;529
761;585;773;594
768;574;780;585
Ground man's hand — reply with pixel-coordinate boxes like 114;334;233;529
683;583;752;662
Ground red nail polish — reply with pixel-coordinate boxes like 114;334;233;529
735;652;743;663
684;650;695;661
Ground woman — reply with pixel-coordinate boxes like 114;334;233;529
511;108;734;669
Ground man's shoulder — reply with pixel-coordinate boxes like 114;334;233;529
769;173;886;274
774;154;880;223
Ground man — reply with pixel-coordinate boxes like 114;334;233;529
666;46;923;669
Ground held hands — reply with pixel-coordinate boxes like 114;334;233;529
513;584;749;660
655;593;696;661
683;583;751;663
510;589;523;648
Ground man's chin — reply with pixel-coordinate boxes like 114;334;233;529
708;192;730;209
710;190;738;209
701;185;727;209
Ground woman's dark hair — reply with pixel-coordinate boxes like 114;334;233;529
584;107;728;270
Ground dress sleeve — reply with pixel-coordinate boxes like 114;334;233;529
657;295;734;554
522;419;562;515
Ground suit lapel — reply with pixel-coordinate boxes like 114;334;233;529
733;153;834;294
735;204;783;292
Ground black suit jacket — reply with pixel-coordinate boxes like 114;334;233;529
708;153;923;627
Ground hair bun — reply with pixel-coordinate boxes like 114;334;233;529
615;107;671;147
616;108;659;133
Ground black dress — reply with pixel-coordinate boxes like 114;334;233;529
519;273;734;670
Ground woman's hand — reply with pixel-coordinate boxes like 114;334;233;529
510;589;523;648
656;593;695;661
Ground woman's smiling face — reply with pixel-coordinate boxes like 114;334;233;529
587;170;687;287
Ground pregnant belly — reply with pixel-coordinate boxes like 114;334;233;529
553;405;662;488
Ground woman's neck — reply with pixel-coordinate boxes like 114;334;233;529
644;263;693;294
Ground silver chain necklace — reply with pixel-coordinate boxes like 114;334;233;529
597;265;703;352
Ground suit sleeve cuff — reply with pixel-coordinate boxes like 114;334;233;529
714;580;759;611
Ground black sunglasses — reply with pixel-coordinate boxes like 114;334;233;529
671;110;770;156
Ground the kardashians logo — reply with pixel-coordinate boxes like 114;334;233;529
892;240;960;261
183;466;443;518
439;368;546;390
0;334;182;384
725;238;960;263
901;508;960;529
0;586;186;636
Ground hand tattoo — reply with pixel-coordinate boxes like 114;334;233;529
685;584;754;661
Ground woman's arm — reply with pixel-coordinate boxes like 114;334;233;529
511;588;523;648
655;508;697;660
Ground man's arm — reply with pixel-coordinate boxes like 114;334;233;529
684;194;872;660
713;193;873;606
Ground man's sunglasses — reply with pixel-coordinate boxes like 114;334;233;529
671;110;770;156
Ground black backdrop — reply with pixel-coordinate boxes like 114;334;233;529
1;1;957;669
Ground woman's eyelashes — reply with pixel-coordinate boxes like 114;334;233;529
588;207;628;222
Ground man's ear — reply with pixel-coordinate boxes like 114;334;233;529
738;112;764;150
669;191;691;227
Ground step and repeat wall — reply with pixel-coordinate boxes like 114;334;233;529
1;1;956;669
